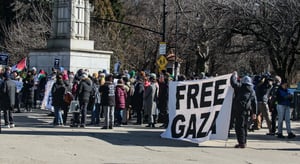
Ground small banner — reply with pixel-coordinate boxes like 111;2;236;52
41;80;55;112
0;53;9;65
161;74;233;143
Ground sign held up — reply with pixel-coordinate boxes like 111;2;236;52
161;74;233;144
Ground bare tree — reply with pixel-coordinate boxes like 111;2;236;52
2;0;299;82
116;0;165;71
0;1;51;65
199;0;300;80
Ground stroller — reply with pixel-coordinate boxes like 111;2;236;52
69;100;80;127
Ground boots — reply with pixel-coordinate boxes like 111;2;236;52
146;123;155;128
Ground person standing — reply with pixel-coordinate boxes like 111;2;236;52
254;74;273;135
51;73;66;126
22;71;35;112
115;79;127;126
69;71;81;127
122;76;133;125
157;70;169;128
11;71;23;113
144;74;159;128
31;67;39;109
132;74;144;125
62;70;71;125
76;73;93;128
1;72;17;128
99;74;115;129
268;75;281;135
276;80;296;139
37;70;47;109
90;75;101;126
230;72;257;148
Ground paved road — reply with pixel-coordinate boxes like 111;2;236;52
0;109;300;164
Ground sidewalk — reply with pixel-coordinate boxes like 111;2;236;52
0;109;300;164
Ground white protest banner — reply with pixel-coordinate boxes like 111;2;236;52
40;80;55;112
161;74;233;143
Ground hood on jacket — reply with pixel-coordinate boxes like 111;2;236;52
241;76;253;86
82;78;92;86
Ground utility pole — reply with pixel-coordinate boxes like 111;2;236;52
174;4;179;80
93;1;168;72
162;0;166;42
95;1;167;41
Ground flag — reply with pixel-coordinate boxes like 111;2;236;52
11;57;27;72
38;69;46;80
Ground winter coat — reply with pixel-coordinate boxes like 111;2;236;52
22;76;35;104
124;82;132;108
93;83;101;104
115;84;127;109
157;81;168;110
77;78;93;103
230;75;257;115
144;82;158;116
63;80;71;92
99;81;115;106
268;84;280;109
132;80;144;110
2;78;17;109
51;79;66;107
255;80;272;103
276;86;292;107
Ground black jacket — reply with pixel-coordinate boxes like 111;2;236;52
99;81;115;106
132;80;144;109
230;75;257;115
2;78;17;109
77;78;93;103
22;75;34;103
51;79;66;107
255;79;272;103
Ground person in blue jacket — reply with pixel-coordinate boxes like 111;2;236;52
276;80;296;139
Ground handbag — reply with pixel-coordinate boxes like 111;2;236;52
69;100;80;113
64;91;74;105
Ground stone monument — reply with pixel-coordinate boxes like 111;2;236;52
29;0;112;74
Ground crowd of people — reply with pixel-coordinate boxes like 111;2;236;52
230;71;297;148
0;66;298;147
0;66;171;130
